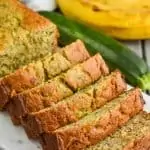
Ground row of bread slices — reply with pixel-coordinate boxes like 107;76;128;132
0;40;149;150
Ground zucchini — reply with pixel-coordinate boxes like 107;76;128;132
39;11;150;90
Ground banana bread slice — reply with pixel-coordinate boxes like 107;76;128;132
40;88;144;150
8;54;109;125
22;70;127;138
0;40;89;109
0;0;58;77
86;112;150;150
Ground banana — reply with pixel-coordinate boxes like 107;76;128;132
57;0;150;39
101;26;150;40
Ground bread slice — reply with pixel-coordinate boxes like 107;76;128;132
0;40;89;109
86;112;150;150
22;70;127;138
40;88;144;150
0;0;58;77
8;54;109;125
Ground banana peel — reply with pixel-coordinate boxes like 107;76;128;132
57;0;150;28
101;26;150;40
57;0;150;40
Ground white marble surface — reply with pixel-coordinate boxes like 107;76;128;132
22;0;57;11
0;112;41;150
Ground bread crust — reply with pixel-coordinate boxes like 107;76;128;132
0;40;89;110
124;134;150;150
0;0;55;31
22;70;126;139
0;62;44;109
0;0;58;107
40;88;144;150
8;54;109;125
86;112;150;150
0;0;59;77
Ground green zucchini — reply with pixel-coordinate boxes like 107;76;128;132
39;11;150;90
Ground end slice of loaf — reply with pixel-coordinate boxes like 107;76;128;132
0;40;90;109
8;54;109;125
22;70;127;138
40;88;144;150
0;0;58;77
86;112;150;150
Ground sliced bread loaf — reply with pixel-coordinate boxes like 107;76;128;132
22;70;127;138
40;88;144;150
0;40;89;109
0;0;58;76
86;112;150;150
8;54;109;125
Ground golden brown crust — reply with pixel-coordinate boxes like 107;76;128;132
82;54;109;81
8;54;109;125
0;0;59;52
0;62;44;109
86;112;150;150
63;54;109;90
22;70;126;139
8;78;73;124
14;0;60;52
0;0;59;108
0;40;90;110
6;0;55;31
40;88;144;150
0;0;59;78
43;40;90;79
62;40;90;64
124;134;150;150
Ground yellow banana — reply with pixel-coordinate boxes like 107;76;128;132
57;0;150;39
100;26;150;40
57;0;150;28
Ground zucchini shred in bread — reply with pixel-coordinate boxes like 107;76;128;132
86;112;150;150
0;0;59;77
0;40;90;110
22;70;127;138
40;88;144;150
8;54;109;125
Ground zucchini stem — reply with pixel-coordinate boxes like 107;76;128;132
138;72;150;90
